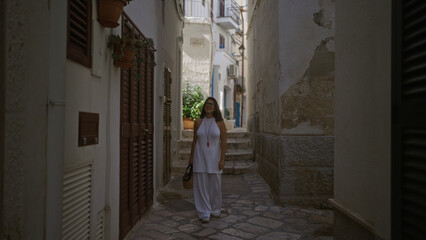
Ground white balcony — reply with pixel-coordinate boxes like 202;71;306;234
216;0;240;30
184;0;212;19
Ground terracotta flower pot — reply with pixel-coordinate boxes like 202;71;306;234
98;0;127;28
183;118;194;130
113;44;135;68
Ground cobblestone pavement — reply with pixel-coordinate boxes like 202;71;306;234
127;173;334;240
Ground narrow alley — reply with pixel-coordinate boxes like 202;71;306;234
2;0;425;239
127;172;333;240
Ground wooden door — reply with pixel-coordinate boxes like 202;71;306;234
392;0;426;239
163;68;172;185
119;13;155;240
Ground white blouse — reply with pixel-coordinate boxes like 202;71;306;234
193;117;222;174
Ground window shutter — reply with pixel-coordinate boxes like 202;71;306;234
119;13;155;240
392;0;426;239
163;69;172;185
67;0;92;67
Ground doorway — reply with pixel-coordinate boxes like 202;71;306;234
119;13;155;240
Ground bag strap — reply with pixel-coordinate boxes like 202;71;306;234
184;164;193;174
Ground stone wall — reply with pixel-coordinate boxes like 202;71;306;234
247;0;335;206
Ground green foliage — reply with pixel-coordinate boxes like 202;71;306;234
182;83;205;120
224;108;230;120
108;33;141;61
235;84;246;93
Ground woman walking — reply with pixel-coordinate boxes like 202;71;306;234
189;97;227;223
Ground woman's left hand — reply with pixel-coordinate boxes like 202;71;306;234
218;160;225;170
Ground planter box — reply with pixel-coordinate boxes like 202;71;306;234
98;0;127;28
113;44;135;68
183;118;194;130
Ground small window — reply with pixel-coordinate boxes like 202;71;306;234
67;0;92;67
202;0;205;6
219;34;225;49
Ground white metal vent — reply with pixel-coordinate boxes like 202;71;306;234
228;64;238;78
95;210;106;240
62;162;93;240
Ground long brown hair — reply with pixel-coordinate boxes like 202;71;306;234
200;97;223;122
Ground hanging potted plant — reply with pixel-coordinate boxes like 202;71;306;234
98;0;133;28
182;84;205;129
107;33;143;68
235;83;246;94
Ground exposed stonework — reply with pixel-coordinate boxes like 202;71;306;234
256;134;334;206
280;38;335;135
279;136;334;206
313;0;335;29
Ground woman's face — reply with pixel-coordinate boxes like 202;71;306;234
204;99;215;114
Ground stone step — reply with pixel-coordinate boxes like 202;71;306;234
178;138;250;150
182;128;248;139
172;159;258;175
178;149;254;161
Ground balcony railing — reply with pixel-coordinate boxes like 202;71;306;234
218;0;240;25
184;0;212;18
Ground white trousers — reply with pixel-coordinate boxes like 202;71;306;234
193;172;222;219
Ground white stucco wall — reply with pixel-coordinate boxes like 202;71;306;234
64;14;120;239
3;0;66;239
214;50;236;118
182;21;213;98
334;0;391;239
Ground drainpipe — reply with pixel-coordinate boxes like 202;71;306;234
211;67;214;97
240;6;245;127
45;1;66;238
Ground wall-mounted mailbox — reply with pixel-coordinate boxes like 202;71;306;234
78;112;99;147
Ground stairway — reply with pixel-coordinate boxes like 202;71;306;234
173;128;256;175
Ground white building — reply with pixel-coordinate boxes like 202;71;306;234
1;0;184;239
182;0;247;127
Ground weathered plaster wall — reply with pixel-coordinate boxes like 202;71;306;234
247;0;335;205
247;0;281;197
3;0;65;239
334;0;391;239
182;21;212;98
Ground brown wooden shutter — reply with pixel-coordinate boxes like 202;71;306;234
392;0;426;239
163;68;172;185
67;0;92;67
145;49;155;206
119;13;155;240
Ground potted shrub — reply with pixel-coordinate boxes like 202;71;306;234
182;83;205;129
98;0;133;28
235;83;246;94
107;33;142;68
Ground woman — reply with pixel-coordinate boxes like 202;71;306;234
189;97;227;223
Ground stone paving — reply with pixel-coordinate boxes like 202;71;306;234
127;172;334;240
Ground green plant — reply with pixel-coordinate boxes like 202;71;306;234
235;83;246;93
107;32;143;61
224;108;230;120
182;83;205;120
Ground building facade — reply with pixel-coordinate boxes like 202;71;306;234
246;0;335;205
182;0;246;127
1;0;184;239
